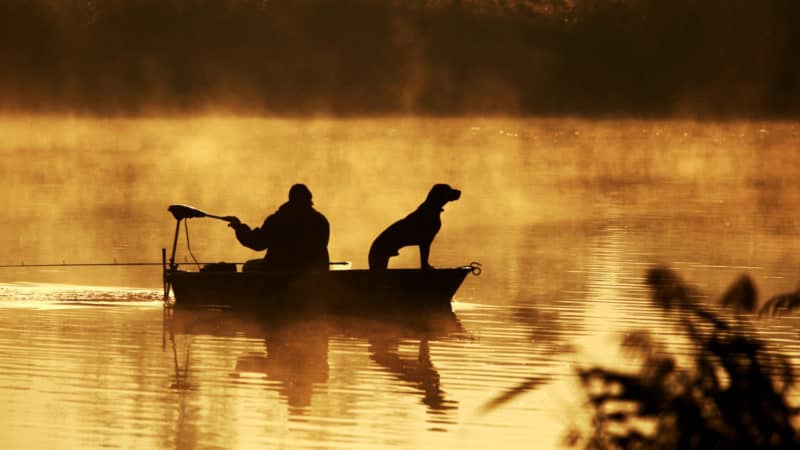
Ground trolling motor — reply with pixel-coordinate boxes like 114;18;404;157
163;204;235;301
168;204;235;221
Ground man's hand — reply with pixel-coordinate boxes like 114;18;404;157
223;216;242;228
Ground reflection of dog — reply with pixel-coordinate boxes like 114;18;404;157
369;184;461;270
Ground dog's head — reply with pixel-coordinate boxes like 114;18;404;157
425;184;461;208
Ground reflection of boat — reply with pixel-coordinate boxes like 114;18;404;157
165;307;464;416
166;267;475;312
165;306;463;340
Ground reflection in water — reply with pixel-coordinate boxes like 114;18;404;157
369;337;457;421
236;322;330;412
166;306;463;421
169;331;193;390
3;279;800;448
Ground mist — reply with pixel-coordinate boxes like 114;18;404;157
1;116;798;289
1;0;799;117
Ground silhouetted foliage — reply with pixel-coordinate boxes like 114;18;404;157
759;289;800;316
1;0;799;116
576;268;798;450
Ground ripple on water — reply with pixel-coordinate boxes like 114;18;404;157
0;278;799;450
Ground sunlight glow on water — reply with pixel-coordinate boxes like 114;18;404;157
0;300;581;450
0;282;163;306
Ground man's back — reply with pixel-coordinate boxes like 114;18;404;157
261;202;330;272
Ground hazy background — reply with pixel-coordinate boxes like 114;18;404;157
1;0;799;117
2;116;799;302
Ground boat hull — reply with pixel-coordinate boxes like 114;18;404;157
167;267;471;313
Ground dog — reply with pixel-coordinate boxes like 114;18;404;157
368;184;461;270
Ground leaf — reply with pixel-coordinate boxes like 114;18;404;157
759;290;800;316
719;274;757;313
479;376;548;414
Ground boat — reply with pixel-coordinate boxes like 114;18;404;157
162;204;479;311
166;266;475;311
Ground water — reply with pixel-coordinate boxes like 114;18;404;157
1;117;800;449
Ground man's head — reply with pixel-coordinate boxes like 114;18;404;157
289;183;313;206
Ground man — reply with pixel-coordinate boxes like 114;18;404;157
227;184;330;272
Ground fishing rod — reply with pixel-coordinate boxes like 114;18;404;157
0;261;351;268
0;262;166;268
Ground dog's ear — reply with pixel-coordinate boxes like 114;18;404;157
427;184;448;202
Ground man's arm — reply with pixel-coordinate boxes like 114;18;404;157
229;216;272;251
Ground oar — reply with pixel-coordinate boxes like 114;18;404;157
168;204;234;222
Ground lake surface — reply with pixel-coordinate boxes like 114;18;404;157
1;117;800;449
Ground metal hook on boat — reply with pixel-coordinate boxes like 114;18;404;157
468;261;482;276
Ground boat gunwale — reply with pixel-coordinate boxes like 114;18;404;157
166;266;473;277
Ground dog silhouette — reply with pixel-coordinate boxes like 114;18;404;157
368;184;461;270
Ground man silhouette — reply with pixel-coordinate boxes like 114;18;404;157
227;184;330;272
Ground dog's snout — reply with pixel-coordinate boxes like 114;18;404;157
451;189;461;200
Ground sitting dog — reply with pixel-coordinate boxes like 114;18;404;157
368;184;461;270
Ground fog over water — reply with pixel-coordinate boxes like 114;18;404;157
1;116;800;449
1;116;799;296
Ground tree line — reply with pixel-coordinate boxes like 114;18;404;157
1;0;798;117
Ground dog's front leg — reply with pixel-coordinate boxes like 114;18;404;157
419;241;434;270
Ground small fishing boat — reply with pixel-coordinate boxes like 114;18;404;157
163;204;479;311
166;266;475;311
